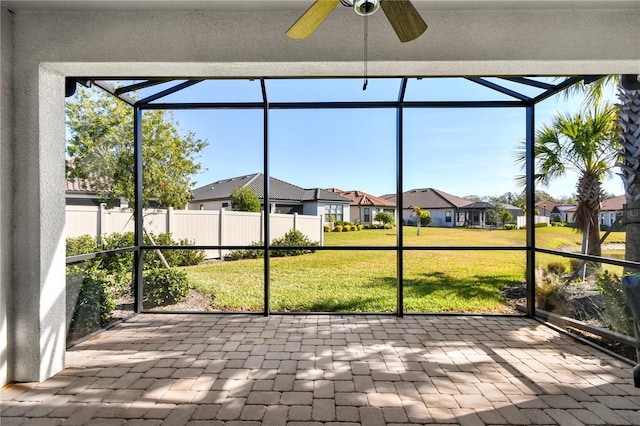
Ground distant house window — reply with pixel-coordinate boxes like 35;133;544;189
222;202;229;208
325;204;343;221
445;211;452;223
364;208;370;223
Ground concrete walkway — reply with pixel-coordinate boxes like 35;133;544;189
2;314;639;425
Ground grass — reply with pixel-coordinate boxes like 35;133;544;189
184;226;626;313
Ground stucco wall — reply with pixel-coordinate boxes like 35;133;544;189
0;6;14;387
1;1;640;384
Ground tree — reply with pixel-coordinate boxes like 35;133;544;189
565;76;640;272
66;87;207;209
518;104;618;257
418;211;432;227
500;209;513;225
374;211;394;227
231;186;261;212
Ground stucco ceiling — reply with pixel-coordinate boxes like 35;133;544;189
5;1;640;12
7;0;640;78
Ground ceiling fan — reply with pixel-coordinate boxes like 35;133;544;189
286;0;427;42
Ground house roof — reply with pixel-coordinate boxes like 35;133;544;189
395;188;473;210
462;201;522;211
191;173;351;204
601;195;626;211
463;201;492;209
66;175;96;194
327;188;396;208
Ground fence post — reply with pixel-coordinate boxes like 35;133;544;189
98;203;107;243
261;210;265;242
167;207;174;235
219;208;225;259
293;212;298;231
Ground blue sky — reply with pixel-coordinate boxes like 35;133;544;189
150;77;623;200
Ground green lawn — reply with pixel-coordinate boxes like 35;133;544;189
184;226;626;313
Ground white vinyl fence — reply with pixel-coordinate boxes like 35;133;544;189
516;215;551;229
65;205;324;259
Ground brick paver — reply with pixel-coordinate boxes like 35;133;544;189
2;314;639;425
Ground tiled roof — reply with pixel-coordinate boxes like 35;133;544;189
401;188;473;209
66;175;96;194
191;173;351;204
327;189;396;207
601;195;625;211
463;201;493;209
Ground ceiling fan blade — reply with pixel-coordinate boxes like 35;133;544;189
286;0;341;39
380;0;427;42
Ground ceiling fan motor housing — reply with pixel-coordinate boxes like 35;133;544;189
354;0;380;16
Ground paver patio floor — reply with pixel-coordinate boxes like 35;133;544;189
2;314;640;425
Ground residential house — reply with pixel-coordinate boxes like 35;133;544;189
535;199;576;223
460;202;522;227
65;174;131;208
382;188;472;227
600;195;625;227
327;188;396;225
189;173;352;222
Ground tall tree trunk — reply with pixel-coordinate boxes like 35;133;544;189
616;86;640;272
575;171;602;257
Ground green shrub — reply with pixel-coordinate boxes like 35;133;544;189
596;271;635;336
175;238;206;265
225;241;265;260
545;261;567;276
270;229;319;257
358;224;364;230
226;230;319;260
66;234;98;257
334;225;343;232
535;222;549;228
504;223;517;230
143;268;189;307
419;211;432;227
551;221;565;227
343;224;352;231
67;232;205;270
69;267;118;334
324;225;332;233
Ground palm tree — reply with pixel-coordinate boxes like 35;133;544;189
520;104;618;257
565;77;640;272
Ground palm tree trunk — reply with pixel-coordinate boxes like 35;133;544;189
575;171;602;257
626;199;640;273
616;86;640;272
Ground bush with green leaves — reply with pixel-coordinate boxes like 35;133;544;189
374;211;395;227
334;225;343;232
225;242;265;260
69;267;118;335
231;186;261;212
143;268;190;307
504;223;517;230
324;225;332;233
418;211;432;227
270;229;319;257
596;271;635;336
226;229;318;260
